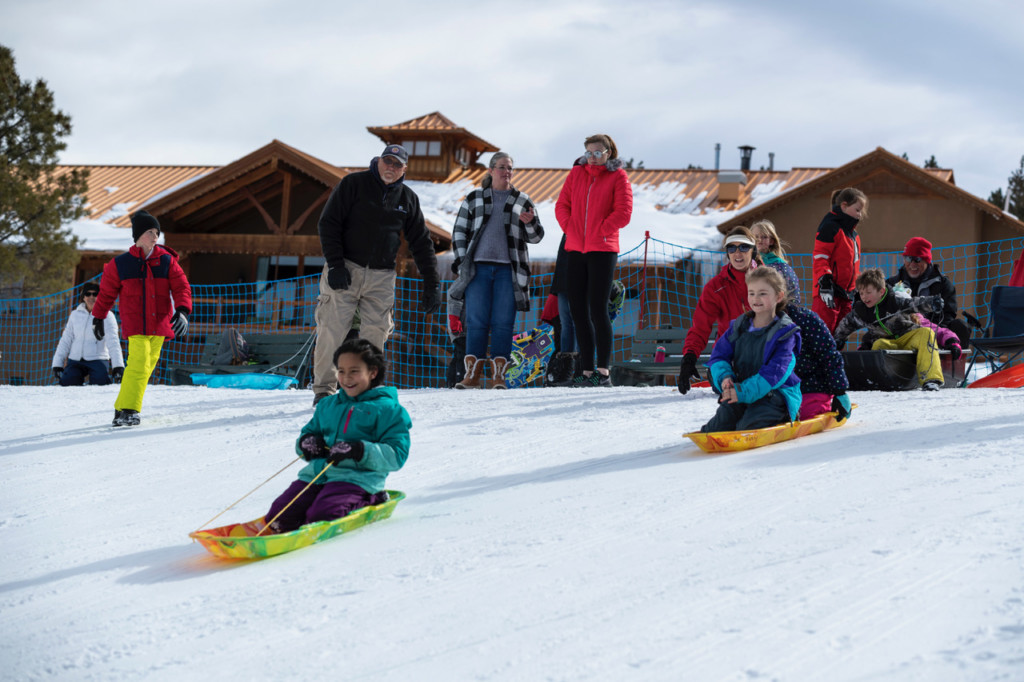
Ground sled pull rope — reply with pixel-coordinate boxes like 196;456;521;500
256;461;336;536
193;457;302;535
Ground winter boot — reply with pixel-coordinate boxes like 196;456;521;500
113;409;141;427
545;352;579;387
491;357;508;389
455;355;483;389
921;379;942;391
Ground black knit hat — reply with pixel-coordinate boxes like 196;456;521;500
82;282;100;298
131;210;161;242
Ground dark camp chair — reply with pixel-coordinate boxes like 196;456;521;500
962;285;1024;385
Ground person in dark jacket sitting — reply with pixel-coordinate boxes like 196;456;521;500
312;144;441;405
834;268;945;390
886;236;969;345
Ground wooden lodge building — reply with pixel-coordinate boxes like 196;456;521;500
60;112;1024;305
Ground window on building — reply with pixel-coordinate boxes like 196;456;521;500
401;140;442;157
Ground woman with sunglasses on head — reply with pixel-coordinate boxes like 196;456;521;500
677;226;759;394
51;281;125;386
448;152;544;389
554;134;633;387
885;237;969;345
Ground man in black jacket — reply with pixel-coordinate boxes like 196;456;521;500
312;144;441;404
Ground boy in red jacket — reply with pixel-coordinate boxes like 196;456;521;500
91;211;192;427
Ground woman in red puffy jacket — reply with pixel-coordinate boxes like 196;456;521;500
677;226;759;394
554;133;633;387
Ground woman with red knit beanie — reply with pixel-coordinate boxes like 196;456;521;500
885;236;969;344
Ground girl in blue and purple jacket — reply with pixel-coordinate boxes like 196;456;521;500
701;267;802;433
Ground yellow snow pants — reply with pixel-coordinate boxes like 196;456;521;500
871;327;943;386
115;335;165;412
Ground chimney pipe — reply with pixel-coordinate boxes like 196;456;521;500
714;143;721;171
768;152;775;172
738;145;755;172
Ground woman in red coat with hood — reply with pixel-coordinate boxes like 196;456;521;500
555;133;633;387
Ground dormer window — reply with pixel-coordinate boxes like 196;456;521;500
402;140;441;157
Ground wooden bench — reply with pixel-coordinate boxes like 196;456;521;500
168;332;315;386
609;327;713;387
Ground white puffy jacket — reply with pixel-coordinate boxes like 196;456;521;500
51;304;125;368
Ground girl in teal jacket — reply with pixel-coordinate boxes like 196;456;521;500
265;339;411;533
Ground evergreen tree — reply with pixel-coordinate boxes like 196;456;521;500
923;155;939;168
1;44;89;297
1007;156;1024;220
989;156;1024;220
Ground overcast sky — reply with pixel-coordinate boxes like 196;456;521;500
4;0;1023;201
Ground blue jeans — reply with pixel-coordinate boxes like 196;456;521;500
465;263;516;359
557;292;576;352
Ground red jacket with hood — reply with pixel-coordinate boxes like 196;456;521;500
812;208;861;297
682;263;752;357
555;157;633;253
92;243;192;339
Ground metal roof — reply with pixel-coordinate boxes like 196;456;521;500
54;165;217;228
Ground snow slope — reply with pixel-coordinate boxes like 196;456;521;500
2;384;1023;681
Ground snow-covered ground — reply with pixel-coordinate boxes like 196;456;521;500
2;383;1023;680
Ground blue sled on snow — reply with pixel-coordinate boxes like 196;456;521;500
190;373;297;390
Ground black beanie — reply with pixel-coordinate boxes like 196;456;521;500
82;282;100;298
131;210;161;242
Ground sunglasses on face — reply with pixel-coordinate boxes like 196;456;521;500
83;293;97;298
381;157;405;169
584;149;609;159
903;256;926;264
726;244;753;254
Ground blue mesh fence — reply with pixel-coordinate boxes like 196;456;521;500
2;234;1021;388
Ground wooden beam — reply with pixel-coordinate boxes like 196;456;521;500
242;187;282;234
180;174;285;230
287;188;331;234
169;165;278;221
166;232;322;256
279;172;292;237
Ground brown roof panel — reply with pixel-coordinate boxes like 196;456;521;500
54;165;217;228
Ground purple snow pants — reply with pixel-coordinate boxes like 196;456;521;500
265;480;388;533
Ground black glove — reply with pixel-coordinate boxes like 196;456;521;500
831;393;852;421
299;434;329;461
929;296;944;314
111;367;124;383
326;440;364;465
171;308;189;337
93;317;105;340
327;266;351;290
451;257;462;276
421;280;441;314
942;337;962;360
817;274;837;310
52;367;63;381
677;353;701;395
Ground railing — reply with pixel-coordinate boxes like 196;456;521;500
3;235;1021;388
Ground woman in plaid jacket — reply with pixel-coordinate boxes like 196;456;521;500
448;152;544;388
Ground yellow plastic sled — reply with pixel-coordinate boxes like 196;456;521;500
684;407;853;454
190;490;405;559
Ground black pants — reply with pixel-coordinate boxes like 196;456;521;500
566;250;617;372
